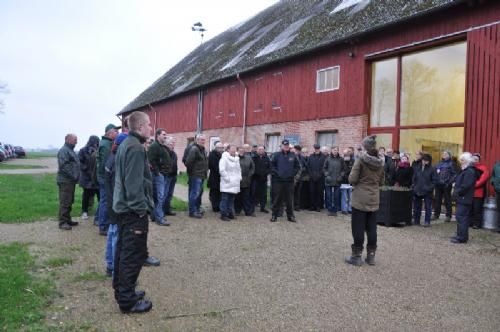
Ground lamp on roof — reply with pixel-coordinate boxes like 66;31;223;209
192;22;207;44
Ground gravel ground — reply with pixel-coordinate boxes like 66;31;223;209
1;208;499;331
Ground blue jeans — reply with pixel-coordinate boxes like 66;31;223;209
340;187;352;212
414;193;433;224
325;186;341;213
163;175;176;213
154;175;168;221
105;223;119;271
98;181;108;231
220;192;235;217
188;177;203;214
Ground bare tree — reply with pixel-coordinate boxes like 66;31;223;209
0;81;9;114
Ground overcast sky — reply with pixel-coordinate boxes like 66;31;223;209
0;0;277;149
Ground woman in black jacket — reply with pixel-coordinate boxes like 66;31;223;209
451;152;481;244
394;155;413;188
412;154;436;226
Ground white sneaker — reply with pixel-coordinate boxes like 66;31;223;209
81;212;88;220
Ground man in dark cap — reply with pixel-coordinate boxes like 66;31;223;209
97;123;120;235
307;143;326;212
270;140;300;222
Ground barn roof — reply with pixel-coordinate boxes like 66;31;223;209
120;0;462;114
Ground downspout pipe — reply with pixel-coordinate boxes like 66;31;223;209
197;90;203;134
148;103;157;134
237;73;248;145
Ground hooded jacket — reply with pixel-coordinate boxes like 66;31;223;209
348;152;384;212
219;152;241;194
78;135;99;189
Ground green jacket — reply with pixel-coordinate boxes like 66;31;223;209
491;161;500;193
147;140;172;176
112;132;154;219
185;143;208;179
97;136;113;183
239;154;255;188
57;143;80;184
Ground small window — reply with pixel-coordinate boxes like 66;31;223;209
265;133;281;153
316;131;337;148
316;66;340;92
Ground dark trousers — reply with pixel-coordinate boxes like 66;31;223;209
434;185;453;218
58;182;76;224
471;197;484;228
272;181;294;218
113;214;148;310
253;177;268;209
325;185;341;213
209;188;221;212
455;203;471;241
294;181;302;210
235;187;254;215
163;175;177;214
219;192;235;217
309;179;323;210
351;207;377;249
81;188;99;213
414;193;433;225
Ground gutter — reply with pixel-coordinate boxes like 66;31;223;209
236;73;248;145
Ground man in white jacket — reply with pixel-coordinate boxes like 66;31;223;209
218;145;242;221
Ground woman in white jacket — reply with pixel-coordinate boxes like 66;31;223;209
219;145;242;221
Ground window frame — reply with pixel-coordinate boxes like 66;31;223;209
316;66;340;93
265;132;281;153
315;130;338;148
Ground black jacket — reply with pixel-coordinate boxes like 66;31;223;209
167;146;178;176
307;153;326;181
342;158;355;184
412;163;437;196
253;153;271;179
394;166;413;188
105;152;118;224
384;158;397;186
78;135;99;189
185;144;209;179
297;154;308;181
271;150;300;182
207;150;222;189
148;140;173;176
453;166;481;205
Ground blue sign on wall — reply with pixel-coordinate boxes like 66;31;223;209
284;134;300;146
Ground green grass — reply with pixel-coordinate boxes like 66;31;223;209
177;172;209;189
72;271;108;282
172;196;188;211
44;257;73;268
0;174;84;223
25;151;58;159
0;163;46;170
0;242;54;331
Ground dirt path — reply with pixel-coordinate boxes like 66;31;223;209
0;157;57;174
1;210;499;331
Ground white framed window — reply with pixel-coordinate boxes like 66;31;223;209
265;133;281;153
316;131;337;148
316;66;340;92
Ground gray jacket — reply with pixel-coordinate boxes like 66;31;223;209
57;143;80;184
323;154;346;186
239;154;255;188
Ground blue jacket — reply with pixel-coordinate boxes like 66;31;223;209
435;159;457;186
271;150;300;182
453;166;480;206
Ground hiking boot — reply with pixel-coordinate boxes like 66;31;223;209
287;216;297;222
68;220;79;226
220;216;230;222
120;300;152;314
365;246;376;266
189;213;203;219
59;223;72;230
345;245;363;266
144;256;160;266
81;212;89;220
156;220;171;226
270;215;277;222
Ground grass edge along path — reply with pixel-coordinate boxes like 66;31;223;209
0;173;188;223
0;164;47;170
0;242;54;331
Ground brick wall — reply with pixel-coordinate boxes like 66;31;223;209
170;115;367;172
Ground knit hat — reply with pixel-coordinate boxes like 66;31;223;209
362;135;377;154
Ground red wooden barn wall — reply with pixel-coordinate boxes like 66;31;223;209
465;23;500;172
153;94;198;133
202;82;244;129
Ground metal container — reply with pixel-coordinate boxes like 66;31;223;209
482;197;498;230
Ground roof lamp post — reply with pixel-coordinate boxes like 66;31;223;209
192;22;206;44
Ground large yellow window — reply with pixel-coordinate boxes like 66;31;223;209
370;58;397;127
400;42;466;125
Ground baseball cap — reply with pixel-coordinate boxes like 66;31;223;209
313;143;320;149
281;139;289;145
105;123;121;133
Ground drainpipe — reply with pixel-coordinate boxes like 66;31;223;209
237;73;248;145
197;90;204;134
148;103;157;133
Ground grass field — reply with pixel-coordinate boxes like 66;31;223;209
0;163;46;170
25;151;58;159
0;173;187;223
0;242;54;331
177;172;209;189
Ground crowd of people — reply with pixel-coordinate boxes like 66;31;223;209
55;111;500;314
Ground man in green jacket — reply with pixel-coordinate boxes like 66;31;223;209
57;133;80;230
112;111;154;314
97;123;120;235
147;128;172;226
185;134;209;218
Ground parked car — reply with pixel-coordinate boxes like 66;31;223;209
14;146;26;158
6;144;15;158
0;147;6;162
